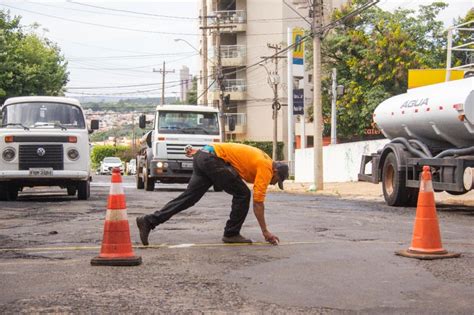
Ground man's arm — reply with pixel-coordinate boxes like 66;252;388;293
253;201;280;245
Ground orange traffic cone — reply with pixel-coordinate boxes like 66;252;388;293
396;166;460;260
91;168;142;266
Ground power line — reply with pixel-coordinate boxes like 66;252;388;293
23;0;175;21
65;1;315;23
0;4;200;36
66;81;187;96
69;1;198;20
67;52;196;61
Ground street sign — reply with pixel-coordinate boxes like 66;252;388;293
293;89;304;115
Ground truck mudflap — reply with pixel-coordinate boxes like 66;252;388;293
358;154;380;183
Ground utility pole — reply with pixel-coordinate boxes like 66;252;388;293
201;0;208;105
262;44;285;160
215;16;226;142
311;0;324;190
153;61;175;105
131;111;136;155
200;6;235;142
330;68;337;145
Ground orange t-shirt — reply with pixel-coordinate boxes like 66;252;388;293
212;143;273;202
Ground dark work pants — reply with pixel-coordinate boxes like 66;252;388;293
145;151;251;237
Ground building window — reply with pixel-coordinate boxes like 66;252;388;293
308;74;313;83
307;136;314;147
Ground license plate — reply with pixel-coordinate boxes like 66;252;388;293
181;162;193;169
29;168;53;176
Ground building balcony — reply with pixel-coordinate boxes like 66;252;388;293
211;45;246;67
225;113;246;134
210;10;246;32
210;79;246;101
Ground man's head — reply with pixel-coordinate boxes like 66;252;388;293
271;162;289;190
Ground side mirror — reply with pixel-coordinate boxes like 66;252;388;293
90;119;99;130
139;114;147;129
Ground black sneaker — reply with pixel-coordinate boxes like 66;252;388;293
222;234;253;244
136;216;152;246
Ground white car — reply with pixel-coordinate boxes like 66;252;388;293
127;159;137;175
99;157;124;175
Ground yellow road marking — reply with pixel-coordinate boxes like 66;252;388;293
0;240;471;253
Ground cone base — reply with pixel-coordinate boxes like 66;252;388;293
395;249;461;260
90;255;142;266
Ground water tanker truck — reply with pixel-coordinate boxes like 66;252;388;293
358;77;474;206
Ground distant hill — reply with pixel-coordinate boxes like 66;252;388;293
78;96;180;113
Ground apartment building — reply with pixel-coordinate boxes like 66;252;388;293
198;0;345;157
179;66;193;102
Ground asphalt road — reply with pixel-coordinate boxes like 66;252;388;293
0;175;473;314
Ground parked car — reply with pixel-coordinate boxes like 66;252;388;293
127;158;137;175
99;157;124;175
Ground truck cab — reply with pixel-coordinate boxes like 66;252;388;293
136;105;221;191
0;96;99;200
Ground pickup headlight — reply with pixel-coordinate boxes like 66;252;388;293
2;147;16;161
67;148;80;161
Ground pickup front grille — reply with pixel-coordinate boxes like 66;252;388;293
19;144;64;170
166;143;205;158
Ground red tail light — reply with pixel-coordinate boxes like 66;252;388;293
68;136;77;143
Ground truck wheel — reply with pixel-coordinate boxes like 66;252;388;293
382;152;410;206
136;172;144;189
67;186;77;196
144;167;155;191
0;186;18;201
78;180;90;200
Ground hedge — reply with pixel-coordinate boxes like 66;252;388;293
90;145;134;168
234;141;285;161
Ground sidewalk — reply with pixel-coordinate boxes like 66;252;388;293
268;180;474;206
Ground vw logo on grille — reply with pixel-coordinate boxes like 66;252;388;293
37;147;46;157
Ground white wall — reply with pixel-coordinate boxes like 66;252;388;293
295;139;390;182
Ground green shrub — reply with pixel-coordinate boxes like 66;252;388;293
90;145;133;168
232;141;285;161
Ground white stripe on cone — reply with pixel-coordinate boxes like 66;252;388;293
105;209;128;221
109;182;124;195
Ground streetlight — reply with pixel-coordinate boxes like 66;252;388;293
174;38;213;106
174;38;200;54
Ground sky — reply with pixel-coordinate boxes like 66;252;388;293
0;0;472;99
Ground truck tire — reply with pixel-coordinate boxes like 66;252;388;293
136;172;144;189
382;152;410;206
144;167;155;191
78;180;90;200
0;185;19;201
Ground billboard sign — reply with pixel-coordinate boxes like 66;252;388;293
292;28;304;65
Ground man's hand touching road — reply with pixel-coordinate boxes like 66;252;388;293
263;230;280;245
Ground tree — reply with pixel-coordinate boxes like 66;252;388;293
186;76;198;105
451;8;474;70
306;1;457;139
0;10;68;104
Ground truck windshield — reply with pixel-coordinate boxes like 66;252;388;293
157;111;219;135
0;102;86;129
